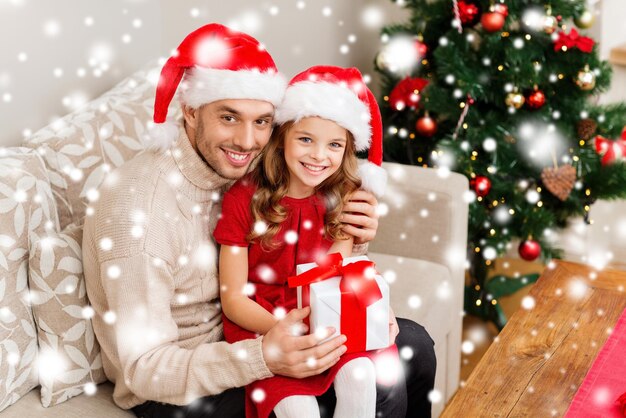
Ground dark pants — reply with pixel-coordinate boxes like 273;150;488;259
132;318;436;418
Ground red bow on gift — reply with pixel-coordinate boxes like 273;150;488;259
388;77;429;111
288;253;383;353
554;28;595;53
594;128;626;166
617;391;626;416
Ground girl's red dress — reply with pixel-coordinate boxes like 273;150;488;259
213;175;397;418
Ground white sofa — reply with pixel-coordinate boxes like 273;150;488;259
0;64;468;417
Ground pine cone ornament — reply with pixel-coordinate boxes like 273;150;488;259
541;164;576;201
577;118;598;140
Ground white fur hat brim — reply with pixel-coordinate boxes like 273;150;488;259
358;160;387;197
180;66;287;108
273;81;372;152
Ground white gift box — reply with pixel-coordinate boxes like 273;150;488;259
295;255;390;352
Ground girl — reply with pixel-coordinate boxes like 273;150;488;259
213;66;394;418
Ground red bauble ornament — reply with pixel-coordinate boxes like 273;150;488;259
519;239;541;261
470;176;491;197
481;12;506;33
458;1;481;24
526;89;546;110
415;114;437;137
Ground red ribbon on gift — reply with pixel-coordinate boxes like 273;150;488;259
595;128;626;166
554;28;595;53
288;253;383;352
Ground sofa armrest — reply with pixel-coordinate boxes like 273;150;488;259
370;162;469;285
368;161;469;399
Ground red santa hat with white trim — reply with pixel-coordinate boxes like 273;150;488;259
274;65;387;196
149;23;287;150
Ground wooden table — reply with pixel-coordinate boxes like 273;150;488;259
441;260;626;418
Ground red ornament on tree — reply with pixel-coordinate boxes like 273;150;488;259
481;11;506;32
594;127;626;165
481;3;507;33
519;239;541;261
415;40;428;57
458;1;481;24
389;77;429;111
470;176;491;197
526;88;546;110
415;113;437;137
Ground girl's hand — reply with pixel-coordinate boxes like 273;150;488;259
389;307;399;345
340;190;379;245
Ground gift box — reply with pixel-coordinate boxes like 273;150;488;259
288;253;390;353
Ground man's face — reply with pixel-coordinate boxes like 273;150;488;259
184;99;275;180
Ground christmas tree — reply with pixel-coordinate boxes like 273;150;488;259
375;0;626;328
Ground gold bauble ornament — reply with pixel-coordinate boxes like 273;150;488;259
575;66;596;91
542;15;559;34
375;51;389;71
574;9;595;29
505;91;525;109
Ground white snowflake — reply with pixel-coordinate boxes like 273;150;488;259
428;389;443;404
374;351;402;387
37;348;67;381
521;296;536;310
383;270;396;284
284;230;298;244
107;265;121;279
408;295;422;309
399;346;413;360
103;310;117;324
461;340;475;354
99;237;113;251
257;264;276;283
84;382;97;396
251;388;266;403
82;306;95;319
273;307;286;319
243;283;256;296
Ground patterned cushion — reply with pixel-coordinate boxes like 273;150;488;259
23;62;180;230
28;223;106;407
0;148;59;412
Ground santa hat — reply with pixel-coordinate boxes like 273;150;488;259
149;23;287;150
274;66;387;196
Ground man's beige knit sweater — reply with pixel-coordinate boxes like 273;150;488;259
83;128;273;410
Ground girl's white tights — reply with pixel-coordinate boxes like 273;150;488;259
273;357;376;418
333;357;377;418
273;395;320;418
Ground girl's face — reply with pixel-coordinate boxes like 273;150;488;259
283;117;348;198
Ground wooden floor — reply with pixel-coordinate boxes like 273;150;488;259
460;257;626;383
460;257;545;383
449;260;626;417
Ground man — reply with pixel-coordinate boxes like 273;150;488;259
83;24;436;418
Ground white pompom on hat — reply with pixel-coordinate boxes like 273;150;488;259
274;65;387;196
149;23;287;150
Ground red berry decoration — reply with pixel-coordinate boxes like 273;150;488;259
526;89;546;110
471;176;491;197
458;1;481;24
519;239;541;261
415;113;437;137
